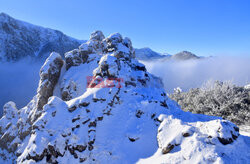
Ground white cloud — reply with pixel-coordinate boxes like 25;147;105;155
142;56;250;93
0;59;42;112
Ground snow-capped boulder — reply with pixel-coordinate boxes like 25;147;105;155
139;114;245;163
0;102;19;153
102;33;135;59
0;31;249;163
90;30;105;41
2;101;18;120
244;84;250;90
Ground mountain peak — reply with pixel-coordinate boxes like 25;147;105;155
90;30;105;41
171;51;200;60
0;12;13;21
0;12;10;17
0;31;248;163
134;47;168;60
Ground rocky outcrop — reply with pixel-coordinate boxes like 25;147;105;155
0;102;18;152
65;31;104;70
37;52;64;110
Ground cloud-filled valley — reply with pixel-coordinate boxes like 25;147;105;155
1;56;249;114
142;56;250;93
0;59;42;113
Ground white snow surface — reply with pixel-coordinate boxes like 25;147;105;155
244;84;250;90
0;31;249;164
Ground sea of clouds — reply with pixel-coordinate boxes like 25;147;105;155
0;59;42;114
0;56;249;115
142;56;250;93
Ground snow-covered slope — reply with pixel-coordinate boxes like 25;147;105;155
0;31;249;163
0;13;82;61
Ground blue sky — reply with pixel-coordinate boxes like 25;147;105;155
0;0;250;56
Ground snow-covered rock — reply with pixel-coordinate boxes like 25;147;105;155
0;13;82;62
37;52;64;110
139;115;247;163
0;31;249;163
244;84;250;90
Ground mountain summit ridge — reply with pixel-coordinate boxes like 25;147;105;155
0;31;249;163
171;51;200;60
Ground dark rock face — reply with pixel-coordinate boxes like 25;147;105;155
36;52;64;110
0;13;82;62
64;31;105;70
162;144;175;154
65;49;86;70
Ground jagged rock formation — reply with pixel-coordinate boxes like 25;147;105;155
0;31;249;163
37;52;64;110
0;13;82;62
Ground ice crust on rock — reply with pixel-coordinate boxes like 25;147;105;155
0;31;249;163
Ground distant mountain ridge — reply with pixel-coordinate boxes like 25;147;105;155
134;47;170;60
135;48;202;61
0;13;83;61
171;51;200;60
0;13;202;62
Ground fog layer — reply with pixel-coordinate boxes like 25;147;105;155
0;59;42;113
141;56;250;93
0;56;249;114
